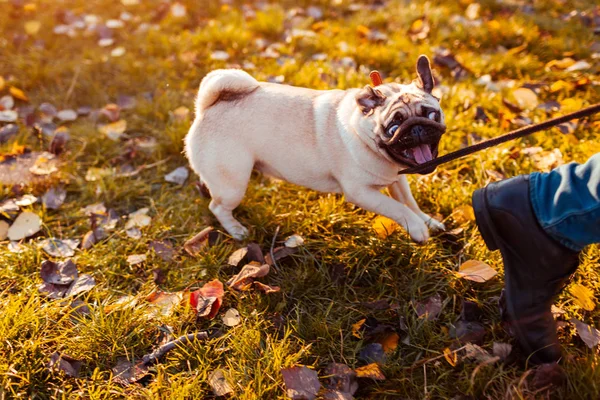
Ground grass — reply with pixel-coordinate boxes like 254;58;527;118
0;0;599;398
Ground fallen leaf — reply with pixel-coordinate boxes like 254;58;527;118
146;290;184;318
126;227;142;239
253;281;281;293
530;363;566;390
451;205;475;224
9;87;28;102
57;109;77;122
408;17;430;41
565;60;591;72
172;106;190;122
358;343;386;363
433;49;470;80
112;357;149;386
42;187;67;210
0;221;8;240
492;342;512;361
81;203;107;216
265;246;297;265
377;331;399;353
189;279;224;318
352;318;366;339
7;211;42;240
246;242;265;264
511;88;538;110
208;369;234;397
127;254;147;265
148;240;175;261
415;293;443;321
0;95;14;110
39;238;80;257
456;260;497;283
0;124;18;143
284;234;304;248
47;352;82;378
222;308;241;326
569;283;595;311
227;262;270;290
15;194;37;206
0;110;18;122
40;259;78;285
65;274;96;297
125;208;151;230
324;363;358;397
99;120;127;141
443;347;457;366
227;247;248;266
164;166;189;185
452;320;486;344
355;363;385;380
570;318;600;348
116;95;136;110
101;104;120;122
81;228;107;249
372;216;398;239
183;226;214;256
545;57;575;70
464;343;498;363
281;366;321;400
29;152;58;175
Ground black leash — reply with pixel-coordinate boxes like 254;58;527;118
398;103;600;175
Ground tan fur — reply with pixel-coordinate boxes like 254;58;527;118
185;65;445;242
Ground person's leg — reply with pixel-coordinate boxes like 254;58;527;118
530;152;600;251
471;155;600;363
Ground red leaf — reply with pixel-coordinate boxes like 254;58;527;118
189;279;224;319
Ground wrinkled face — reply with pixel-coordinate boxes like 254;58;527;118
354;56;446;174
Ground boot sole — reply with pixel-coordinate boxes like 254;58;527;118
472;187;549;364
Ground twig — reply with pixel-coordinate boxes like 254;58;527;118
64;65;81;105
141;332;209;366
405;345;468;370
116;157;170;178
269;225;280;272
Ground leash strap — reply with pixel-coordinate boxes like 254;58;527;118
398;103;600;175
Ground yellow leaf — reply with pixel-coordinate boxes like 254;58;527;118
9;87;28;102
24;20;41;35
410;19;423;32
24;3;37;12
443;347;457;367
372;216;398;239
550;80;574;93
98;120;127;141
487;20;501;30
0;76;5;91
512;88;538;110
352;318;366;339
355;363;385;380
377;332;399;353
356;25;371;37
456;260;497;283
545;57;575;70
570;284;595;311
451;205;475;225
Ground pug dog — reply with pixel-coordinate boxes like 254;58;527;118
184;55;446;243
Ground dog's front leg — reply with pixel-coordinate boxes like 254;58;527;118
344;185;430;243
388;176;445;232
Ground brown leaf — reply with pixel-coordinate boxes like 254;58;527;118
189;279;224;318
324;363;358;397
149;240;175;261
253;281;281;293
492;342;512;361
433;49;470;80
355;363;385;380
281;366;321;400
227;262;270;290
227;246;248;266
41;259;77;285
146;290;184;318
415;294;443;321
112;357;149;386
208;369;234;396
47;352;82;378
81;228;107;250
152;268;166;285
246;242;265;264
183;226;214;256
265;246;296;266
456;260;497;283
42;186;66;210
377;331;399;353
101;103;120;122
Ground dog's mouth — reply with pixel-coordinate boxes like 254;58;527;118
380;116;446;174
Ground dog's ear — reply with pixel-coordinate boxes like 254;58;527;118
415;55;434;94
356;86;386;115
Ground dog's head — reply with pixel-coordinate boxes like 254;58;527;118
353;55;446;174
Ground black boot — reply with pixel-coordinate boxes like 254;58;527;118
472;175;580;364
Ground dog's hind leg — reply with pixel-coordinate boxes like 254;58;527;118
388;176;445;232
203;159;254;241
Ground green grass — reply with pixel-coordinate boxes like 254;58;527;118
0;0;599;398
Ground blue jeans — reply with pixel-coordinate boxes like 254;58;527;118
530;153;600;252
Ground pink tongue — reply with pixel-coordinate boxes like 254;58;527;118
410;144;433;164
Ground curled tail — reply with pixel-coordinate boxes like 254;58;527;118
195;69;259;112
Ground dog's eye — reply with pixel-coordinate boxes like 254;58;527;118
428;111;438;121
386;124;399;137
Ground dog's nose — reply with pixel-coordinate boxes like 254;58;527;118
411;125;426;144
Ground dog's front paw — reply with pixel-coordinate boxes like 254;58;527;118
406;219;430;244
229;225;249;241
423;215;445;232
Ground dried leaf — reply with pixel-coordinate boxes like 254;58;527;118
65;274;96;297
511;88;538;110
227;247;248;266
112;357;149;386
148;240;175;261
569;283;595;311
443;347;457;367
208;369;234;397
452;205;475;224
125;208;151;230
99;120;127;141
324;363;358;397
57;109;77;122
355;363;385;380
570;318;600;348
222;308;241;326
189;279;224;318
164;166;189;185
0;221;8;240
7;211;42;240
39;238;79;257
81;228;107;250
415;294;443;321
530;363;566;390
358;343;386;363
253;281;281;293
42;187;67;210
456;260;497;283
352;318;366;339
146;290;184;318
47;352;82;378
265;246;296;265
41;259;77;285
377;331;399;353
127;254;147;265
101;104;120;122
9;87;28;102
227;262;270;290
372;216;398;239
464;343;497;363
492;342;512;361
281;366;321;400
183;226;214;256
284;234;304;248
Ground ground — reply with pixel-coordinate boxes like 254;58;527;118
1;0;600;398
